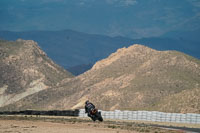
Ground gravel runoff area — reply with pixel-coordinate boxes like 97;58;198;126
0;115;199;133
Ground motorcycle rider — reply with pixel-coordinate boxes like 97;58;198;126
85;100;96;120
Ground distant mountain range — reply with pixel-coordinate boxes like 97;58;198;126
0;30;199;75
1;41;200;113
162;28;200;43
1;0;200;39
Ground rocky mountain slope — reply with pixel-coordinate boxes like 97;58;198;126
0;39;73;108
1;43;200;113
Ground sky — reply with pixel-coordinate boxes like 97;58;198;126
0;0;200;39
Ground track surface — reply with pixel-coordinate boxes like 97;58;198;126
152;124;200;133
0;116;199;133
0;120;136;133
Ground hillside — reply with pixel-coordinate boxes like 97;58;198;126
0;39;73;108
68;44;200;113
0;30;199;76
154;88;200;113
1;44;200;113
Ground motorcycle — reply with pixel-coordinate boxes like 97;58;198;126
89;108;103;122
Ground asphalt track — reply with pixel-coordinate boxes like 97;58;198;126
152;124;200;133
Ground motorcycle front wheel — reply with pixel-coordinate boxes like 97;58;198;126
96;112;103;122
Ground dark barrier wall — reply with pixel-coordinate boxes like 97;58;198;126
0;109;80;117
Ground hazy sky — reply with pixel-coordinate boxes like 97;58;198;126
0;0;200;38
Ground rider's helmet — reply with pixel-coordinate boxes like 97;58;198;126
85;100;89;105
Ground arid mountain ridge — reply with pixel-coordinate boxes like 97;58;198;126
0;30;199;76
0;39;73;108
0;40;200;113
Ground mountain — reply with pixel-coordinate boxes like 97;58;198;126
0;30;199;76
0;39;73;108
1;44;200;113
0;30;133;69
1;0;200;39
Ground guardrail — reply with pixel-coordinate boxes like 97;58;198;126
0;110;79;116
79;109;200;124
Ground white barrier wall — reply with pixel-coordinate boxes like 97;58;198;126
79;109;200;124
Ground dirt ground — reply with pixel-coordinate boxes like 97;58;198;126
0;120;137;133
